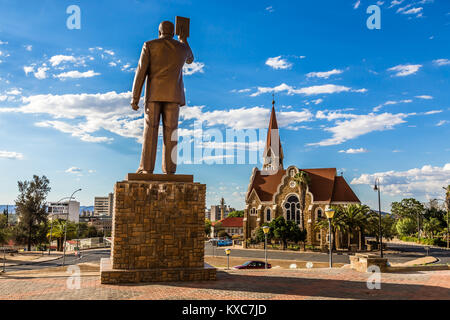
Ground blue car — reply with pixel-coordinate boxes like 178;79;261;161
217;239;232;247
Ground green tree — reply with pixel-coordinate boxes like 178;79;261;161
367;212;397;241
396;218;417;236
255;223;273;243
0;215;11;245
87;225;98;238
205;218;212;236
391;198;424;220
227;210;244;218
47;219;77;251
14;175;51;250
217;230;230;239
293;171;311;221
423;218;442;239
338;204;371;249
444;185;450;212
268;216;305;250
213;221;223;237
315;206;347;250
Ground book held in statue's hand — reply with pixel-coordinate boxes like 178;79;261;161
175;16;190;38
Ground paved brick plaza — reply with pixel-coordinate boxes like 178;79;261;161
0;267;449;300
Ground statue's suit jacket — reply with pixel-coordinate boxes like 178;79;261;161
131;37;194;107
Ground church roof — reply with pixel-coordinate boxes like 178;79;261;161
247;167;360;204
213;217;244;228
263;100;284;166
331;176;360;203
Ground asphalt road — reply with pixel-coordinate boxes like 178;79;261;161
2;242;448;272
205;242;450;264
3;249;111;272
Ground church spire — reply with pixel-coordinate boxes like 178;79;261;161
263;95;284;172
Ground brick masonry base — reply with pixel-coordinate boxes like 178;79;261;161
100;175;216;284
100;258;216;283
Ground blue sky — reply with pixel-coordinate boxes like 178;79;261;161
0;0;449;211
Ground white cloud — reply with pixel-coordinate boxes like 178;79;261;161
265;6;274;13
401;7;423;15
415;95;433;100
312;98;323;105
104;50;115;56
23;66;34;75
6;88;22;95
351;163;450;199
433;59;450;66
49;55;78;67
306;69;343;79
339;148;368;154
54;70;100;79
373;99;413;112
183;62;205;76
180;105;313;130
65;167;82;174
250;83;366;97
353;1;361;9
388;64;422;77
25;45;32;51
2;91;141;143
0;40;8;45
265;56;292;70
308;112;408;146
436;120;449;127
423;110;441;115
34;67;49;80
389;0;404;8
0;150;23;160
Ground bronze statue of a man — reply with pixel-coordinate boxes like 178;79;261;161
131;20;194;174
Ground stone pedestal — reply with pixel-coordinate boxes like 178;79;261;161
100;174;216;284
349;253;388;273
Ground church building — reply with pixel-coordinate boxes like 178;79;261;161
243;99;361;247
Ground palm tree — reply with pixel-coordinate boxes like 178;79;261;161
314;206;347;250
444;185;450;213
338;204;371;250
293;171;311;226
47;219;65;251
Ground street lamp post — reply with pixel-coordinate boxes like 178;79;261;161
62;188;82;266
373;178;383;258
225;248;231;270
262;226;270;269
325;208;335;268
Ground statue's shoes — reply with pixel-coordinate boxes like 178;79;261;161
136;169;151;174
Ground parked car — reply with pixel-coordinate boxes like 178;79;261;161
217;239;232;247
233;260;271;269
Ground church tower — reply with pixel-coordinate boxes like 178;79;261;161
262;96;284;172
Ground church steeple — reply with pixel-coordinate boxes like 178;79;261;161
263;95;284;172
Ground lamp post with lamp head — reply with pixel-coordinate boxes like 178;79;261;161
325;208;335;268
262;226;270;269
225;248;231;270
373;178;383;258
62;188;82;266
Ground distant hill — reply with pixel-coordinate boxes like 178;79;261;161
80;206;94;213
0;205;15;214
1;205;94;214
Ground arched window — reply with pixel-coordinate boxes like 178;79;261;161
266;208;271;222
317;208;323;220
284;195;301;225
250;207;257;216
